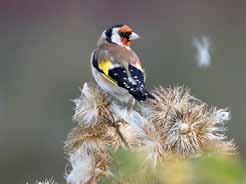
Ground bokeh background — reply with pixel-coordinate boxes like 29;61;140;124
1;0;246;183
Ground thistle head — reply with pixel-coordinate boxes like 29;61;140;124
73;83;110;127
148;86;237;157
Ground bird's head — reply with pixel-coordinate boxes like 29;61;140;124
101;24;140;48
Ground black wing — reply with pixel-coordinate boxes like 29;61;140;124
108;64;154;102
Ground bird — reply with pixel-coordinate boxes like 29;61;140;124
90;24;154;105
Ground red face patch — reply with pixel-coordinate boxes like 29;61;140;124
119;25;133;33
121;38;131;46
119;25;133;46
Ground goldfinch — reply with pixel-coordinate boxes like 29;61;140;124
90;24;153;103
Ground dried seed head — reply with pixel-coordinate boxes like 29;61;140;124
65;145;112;184
66;150;96;184
148;86;236;157
27;179;57;184
73;83;110;126
64;123;121;154
65;83;237;184
65;123;115;184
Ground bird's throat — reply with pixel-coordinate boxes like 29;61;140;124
121;38;131;47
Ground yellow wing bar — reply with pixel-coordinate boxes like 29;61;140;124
98;60;117;85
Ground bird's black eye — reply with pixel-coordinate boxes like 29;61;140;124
119;31;131;39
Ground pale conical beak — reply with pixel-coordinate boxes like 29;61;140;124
129;32;140;40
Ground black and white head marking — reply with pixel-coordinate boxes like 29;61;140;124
102;24;131;48
102;24;123;44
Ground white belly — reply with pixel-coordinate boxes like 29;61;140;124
91;65;132;103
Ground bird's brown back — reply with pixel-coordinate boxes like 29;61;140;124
95;42;143;70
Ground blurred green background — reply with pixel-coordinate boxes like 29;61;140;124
1;0;246;183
